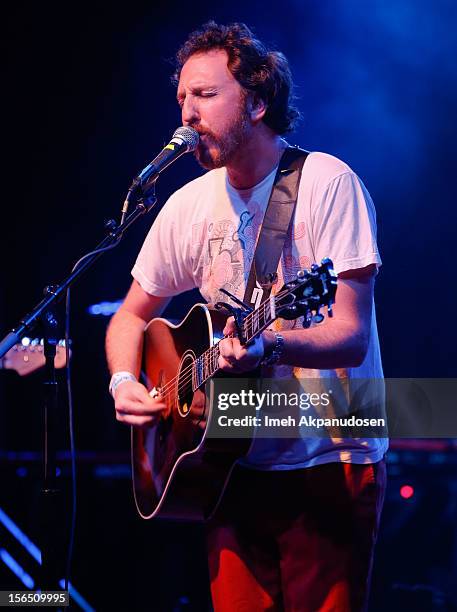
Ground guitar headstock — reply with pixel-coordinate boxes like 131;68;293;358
1;338;70;377
275;258;337;327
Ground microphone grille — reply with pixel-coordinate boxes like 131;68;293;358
173;126;200;151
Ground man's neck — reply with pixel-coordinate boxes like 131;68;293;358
226;133;286;190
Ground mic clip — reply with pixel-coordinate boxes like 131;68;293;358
137;179;157;213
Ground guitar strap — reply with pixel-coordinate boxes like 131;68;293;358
243;145;309;309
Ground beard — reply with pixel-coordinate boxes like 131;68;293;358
193;98;251;170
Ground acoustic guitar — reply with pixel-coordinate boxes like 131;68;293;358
132;259;337;521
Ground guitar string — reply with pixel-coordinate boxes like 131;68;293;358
154;278;319;403
153;289;288;401
155;277;326;404
155;295;276;400
161;285;294;398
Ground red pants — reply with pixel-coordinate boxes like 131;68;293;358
207;460;386;612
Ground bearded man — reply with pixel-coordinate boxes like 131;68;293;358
105;21;386;612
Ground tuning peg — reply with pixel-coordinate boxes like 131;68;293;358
302;312;312;328
321;278;329;295
321;257;333;268
296;270;308;281
313;308;324;324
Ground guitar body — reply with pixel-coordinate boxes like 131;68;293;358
132;303;252;522
130;259;337;522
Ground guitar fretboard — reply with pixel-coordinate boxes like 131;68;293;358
191;296;277;391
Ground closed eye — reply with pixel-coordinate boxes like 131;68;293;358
176;89;217;108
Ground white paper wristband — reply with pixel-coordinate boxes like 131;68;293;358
109;371;137;398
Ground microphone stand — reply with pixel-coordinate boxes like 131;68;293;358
0;185;157;590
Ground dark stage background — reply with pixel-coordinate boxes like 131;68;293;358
1;1;456;610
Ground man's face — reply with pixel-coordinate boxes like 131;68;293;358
177;49;251;169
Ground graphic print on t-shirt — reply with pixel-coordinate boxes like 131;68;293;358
231;210;255;249
200;203;263;304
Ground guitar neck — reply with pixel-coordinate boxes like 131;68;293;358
192;298;277;390
189;260;337;391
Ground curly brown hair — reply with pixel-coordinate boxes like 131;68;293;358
173;21;300;135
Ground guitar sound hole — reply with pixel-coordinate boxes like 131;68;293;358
177;351;195;418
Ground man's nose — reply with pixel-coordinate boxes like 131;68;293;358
181;96;199;126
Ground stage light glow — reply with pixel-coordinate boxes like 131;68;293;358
0;506;94;610
400;484;414;499
0;507;41;563
0;548;35;589
59;579;95;612
87;300;122;316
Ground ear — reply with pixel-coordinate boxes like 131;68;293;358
248;93;267;124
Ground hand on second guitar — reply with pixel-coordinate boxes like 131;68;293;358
114;380;167;427
218;317;276;373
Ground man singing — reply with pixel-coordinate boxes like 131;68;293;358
106;21;387;611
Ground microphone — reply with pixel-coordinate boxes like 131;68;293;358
132;126;199;190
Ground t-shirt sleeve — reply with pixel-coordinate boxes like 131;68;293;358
312;171;381;275
131;194;196;296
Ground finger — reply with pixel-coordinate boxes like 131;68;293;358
190;404;206;418
218;355;235;371
116;400;167;416
223;316;236;335
219;338;236;361
233;341;248;361
235;336;263;360
115;382;151;403
116;413;157;426
117;384;163;406
218;355;245;372
132;384;159;401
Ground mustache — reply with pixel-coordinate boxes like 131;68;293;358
190;126;214;139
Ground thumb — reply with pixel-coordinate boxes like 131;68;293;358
223;316;236;336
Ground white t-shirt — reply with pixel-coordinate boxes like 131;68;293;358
132;151;388;469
